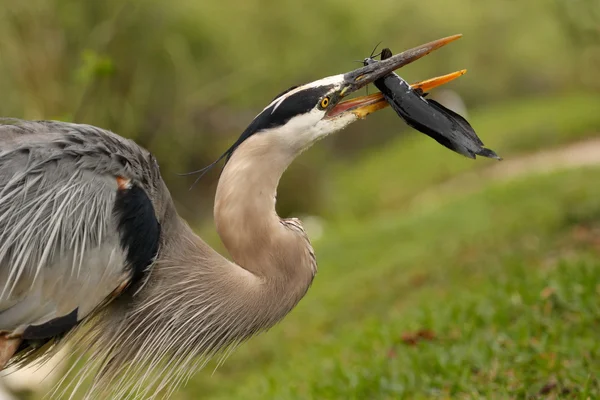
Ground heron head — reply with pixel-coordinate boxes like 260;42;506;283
207;35;463;170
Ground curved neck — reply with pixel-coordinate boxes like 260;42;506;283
214;134;316;283
78;135;318;398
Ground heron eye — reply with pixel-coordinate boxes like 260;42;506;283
320;97;330;109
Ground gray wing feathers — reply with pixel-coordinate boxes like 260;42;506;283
0;119;157;335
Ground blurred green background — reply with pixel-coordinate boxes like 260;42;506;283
0;0;599;398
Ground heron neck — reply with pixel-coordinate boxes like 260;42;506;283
214;134;316;286
80;136;317;395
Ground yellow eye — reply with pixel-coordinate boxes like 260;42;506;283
320;97;330;108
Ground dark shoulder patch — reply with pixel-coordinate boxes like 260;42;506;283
113;183;160;285
22;309;78;340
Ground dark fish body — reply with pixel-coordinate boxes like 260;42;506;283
364;50;500;160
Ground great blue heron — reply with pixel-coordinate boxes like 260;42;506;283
1;35;466;398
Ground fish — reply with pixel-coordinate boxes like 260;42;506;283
364;47;501;160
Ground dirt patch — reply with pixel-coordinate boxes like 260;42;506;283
412;137;600;206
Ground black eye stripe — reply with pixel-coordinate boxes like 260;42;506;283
271;85;300;102
222;85;335;160
268;86;333;124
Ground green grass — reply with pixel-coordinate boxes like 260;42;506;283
174;166;600;399
20;93;597;400
326;92;600;220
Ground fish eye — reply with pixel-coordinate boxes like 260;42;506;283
319;97;330;109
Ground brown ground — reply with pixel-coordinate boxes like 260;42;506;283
413;137;600;206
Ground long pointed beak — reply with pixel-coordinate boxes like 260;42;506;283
327;34;464;119
328;70;467;119
341;34;462;96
